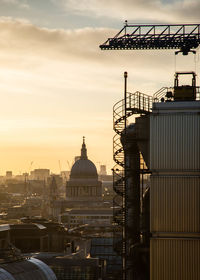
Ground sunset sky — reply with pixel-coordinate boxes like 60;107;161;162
0;0;199;175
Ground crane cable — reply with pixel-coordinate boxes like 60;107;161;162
174;52;177;73
194;46;200;85
174;47;200;78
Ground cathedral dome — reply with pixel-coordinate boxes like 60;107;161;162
70;159;98;179
70;137;98;179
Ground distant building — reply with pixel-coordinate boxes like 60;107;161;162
60;171;70;182
6;181;26;194
99;165;107;175
98;174;112;182
6;171;12;178
0;221;67;253
47;176;59;219
66;138;102;205
0;227;56;279
6;197;42;219
90;237;122;279
30;169;50;181
47;174;63;189
60;208;113;228
35;254;104;280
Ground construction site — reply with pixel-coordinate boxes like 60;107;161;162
100;23;200;280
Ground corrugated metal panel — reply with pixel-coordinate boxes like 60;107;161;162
150;176;200;233
150;238;200;280
150;113;200;170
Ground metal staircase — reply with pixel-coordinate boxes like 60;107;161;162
112;90;152;264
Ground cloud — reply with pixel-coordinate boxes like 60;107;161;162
61;0;200;23
0;0;29;9
0;17;198;93
0;17;199;174
0;18;113;62
1;0;17;3
0;17;174;69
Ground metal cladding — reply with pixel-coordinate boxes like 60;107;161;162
150;113;200;171
135;115;150;168
150;100;200;280
151;176;200;233
150;239;200;280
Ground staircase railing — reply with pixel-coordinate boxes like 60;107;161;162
153;86;200;102
112;91;152;256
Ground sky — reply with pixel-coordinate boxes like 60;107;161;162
0;0;199;175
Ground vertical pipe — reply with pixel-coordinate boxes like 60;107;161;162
124;72;127;127
139;93;141;110
122;124;141;280
141;164;144;208
123;71;128;280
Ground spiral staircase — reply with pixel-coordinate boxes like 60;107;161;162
112;91;152;256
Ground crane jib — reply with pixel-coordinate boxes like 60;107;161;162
100;23;200;55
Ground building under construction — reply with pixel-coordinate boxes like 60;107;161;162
100;23;200;280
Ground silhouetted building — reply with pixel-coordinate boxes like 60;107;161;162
0;221;67;253
66;138;102;206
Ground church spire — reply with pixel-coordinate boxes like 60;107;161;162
81;136;88;159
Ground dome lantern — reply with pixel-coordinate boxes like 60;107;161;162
81;136;88;160
69;138;98;179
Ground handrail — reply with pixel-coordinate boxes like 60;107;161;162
113;91;152;135
112;90;152;257
153;86;200;102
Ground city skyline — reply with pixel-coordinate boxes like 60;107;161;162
0;0;199;174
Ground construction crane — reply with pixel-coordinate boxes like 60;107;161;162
100;22;200;55
99;22;200;280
